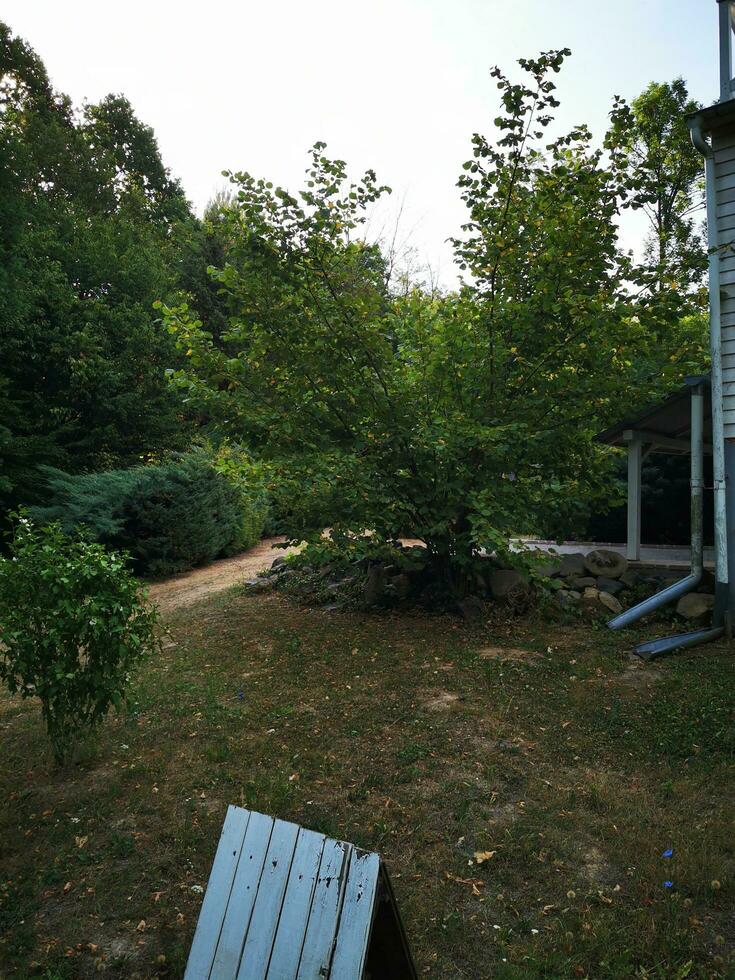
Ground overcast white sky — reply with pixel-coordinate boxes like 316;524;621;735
3;0;722;285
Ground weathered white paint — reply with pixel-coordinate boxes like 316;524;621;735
626;434;642;562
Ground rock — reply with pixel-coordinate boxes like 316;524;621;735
389;572;413;600
555;588;582;607
536;557;563;578
271;556;288;570
571;577;597;590
620;570;638;588
489;569;529;601
558;554;587;577
676;593;715;621
581;587;600;602
598;591;622;614
597;576;625;595
583;549;628;579
363;564;385;606
457;595;485;621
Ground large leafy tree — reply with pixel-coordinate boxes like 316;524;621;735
163;51;690;592
605;78;706;296
0;23;194;514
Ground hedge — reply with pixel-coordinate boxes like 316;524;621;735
31;449;267;577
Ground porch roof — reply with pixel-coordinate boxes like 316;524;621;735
594;375;711;454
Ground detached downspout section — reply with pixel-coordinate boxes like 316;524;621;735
608;382;705;631
691;114;730;622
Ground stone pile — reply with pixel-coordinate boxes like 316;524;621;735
251;544;716;623
537;548;716;621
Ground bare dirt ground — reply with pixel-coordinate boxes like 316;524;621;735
147;536;294;613
148;535;426;614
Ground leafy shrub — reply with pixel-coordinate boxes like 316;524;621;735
208;442;270;553
0;519;158;763
32;450;267;577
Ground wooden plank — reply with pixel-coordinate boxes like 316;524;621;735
714;130;735;153
266;830;326;980
329;851;381;980
184;806;250;980
718;215;735;236
210;810;274;979
236;818;300;980
715;142;735;164
717;185;735;206
716;171;735;193
717;197;735;218
718;266;735;286
626;436;642;562
295;840;350;979
716;155;735;178
719;252;735;274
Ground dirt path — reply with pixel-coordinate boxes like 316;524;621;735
147;537;294;614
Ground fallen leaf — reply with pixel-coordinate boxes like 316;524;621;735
74;835;88;849
445;872;485;896
474;850;496;865
136;919;147;932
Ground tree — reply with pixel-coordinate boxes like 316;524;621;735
163;52;689;595
605;79;706;296
0;22;194;518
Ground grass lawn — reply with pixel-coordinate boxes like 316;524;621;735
1;588;734;978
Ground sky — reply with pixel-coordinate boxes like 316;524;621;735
2;0;723;285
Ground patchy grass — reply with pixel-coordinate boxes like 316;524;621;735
1;590;734;978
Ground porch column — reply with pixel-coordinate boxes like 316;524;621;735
625;431;642;562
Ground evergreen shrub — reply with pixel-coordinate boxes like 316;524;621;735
32;450;267;576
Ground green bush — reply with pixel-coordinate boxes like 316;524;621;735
0;519;158;764
208;442;270;553
32;450;267;577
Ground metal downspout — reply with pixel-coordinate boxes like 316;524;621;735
607;384;705;631
632;384;725;659
692;116;729;623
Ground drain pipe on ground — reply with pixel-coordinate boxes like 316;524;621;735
631;381;724;660
607;381;707;634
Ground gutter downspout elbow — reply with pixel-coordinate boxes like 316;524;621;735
607;383;705;631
